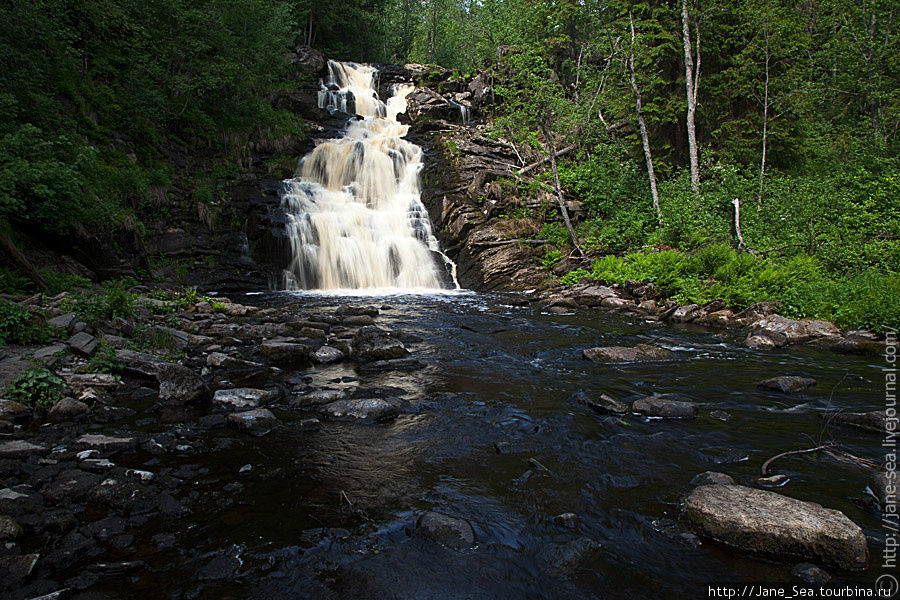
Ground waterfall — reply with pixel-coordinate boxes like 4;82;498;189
282;60;458;292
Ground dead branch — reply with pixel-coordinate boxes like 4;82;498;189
761;444;836;476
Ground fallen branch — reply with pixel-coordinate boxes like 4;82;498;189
761;444;836;476
517;143;578;175
471;239;546;247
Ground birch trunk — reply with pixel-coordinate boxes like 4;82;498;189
629;14;663;226
681;0;700;194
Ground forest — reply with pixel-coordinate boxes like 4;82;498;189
1;0;898;329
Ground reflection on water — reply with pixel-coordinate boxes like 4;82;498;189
99;293;887;599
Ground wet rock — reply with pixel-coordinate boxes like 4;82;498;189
89;479;158;514
298;418;321;431
67;331;98;357
45;530;100;571
0;399;30;422
48;397;89;422
0;553;38;588
42;469;103;504
757;376;817;394
828;411;886;433
157;364;209;405
792;563;832;584
75;434;137;451
746;334;783;349
674;532;702;548
342;315;375;326
830;335;885;357
582;344;674;364
632;395;699;419
320;398;398;423
709;410;731;422
870;471;891;505
0;440;46;458
260;340;313;366
681;484;868;571
568;390;628;414
213;388;276;411
749;314;841;345
690;471;735;486
600;297;634;310
293;389;346;407
313;345;344;364
416;511;475;550
669;304;703;323
552;513;580;529
542;537;602;577
353;326;409;362
357;357;424;373
198;548;243;580
0;515;22;540
0;486;44;515
695;309;735;328
227;408;279;437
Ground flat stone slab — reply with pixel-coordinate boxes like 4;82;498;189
681;484;868;571
320;398;398;423
75;434;138;450
0;440;46;458
582;344;674;364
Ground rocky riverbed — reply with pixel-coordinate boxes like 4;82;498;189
0;288;892;598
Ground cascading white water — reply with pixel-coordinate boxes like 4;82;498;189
282;60;457;292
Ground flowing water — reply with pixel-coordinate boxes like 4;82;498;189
83;62;887;598
92;292;887;599
281;61;454;292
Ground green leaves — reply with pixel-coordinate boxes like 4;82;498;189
4;367;65;408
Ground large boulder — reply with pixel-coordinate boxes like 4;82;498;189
582;344;674;364
416;511;475;550
681;485;868;571
157;364;209;406
749;314;841;345
353;326;409;362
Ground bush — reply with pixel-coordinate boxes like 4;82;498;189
0;300;50;346
81;338;124;375
4;367;64;407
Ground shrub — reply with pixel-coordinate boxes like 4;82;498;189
4;367;65;407
82;338;123;375
0;300;50;346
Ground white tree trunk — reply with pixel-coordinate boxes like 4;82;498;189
681;0;700;194
629;14;663;226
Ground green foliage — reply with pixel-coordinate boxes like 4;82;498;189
82;338;124;375
63;278;136;324
0;301;50;347
539;249;563;269
101;278;136;319
4;367;65;408
563;245;899;331
538;222;569;247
